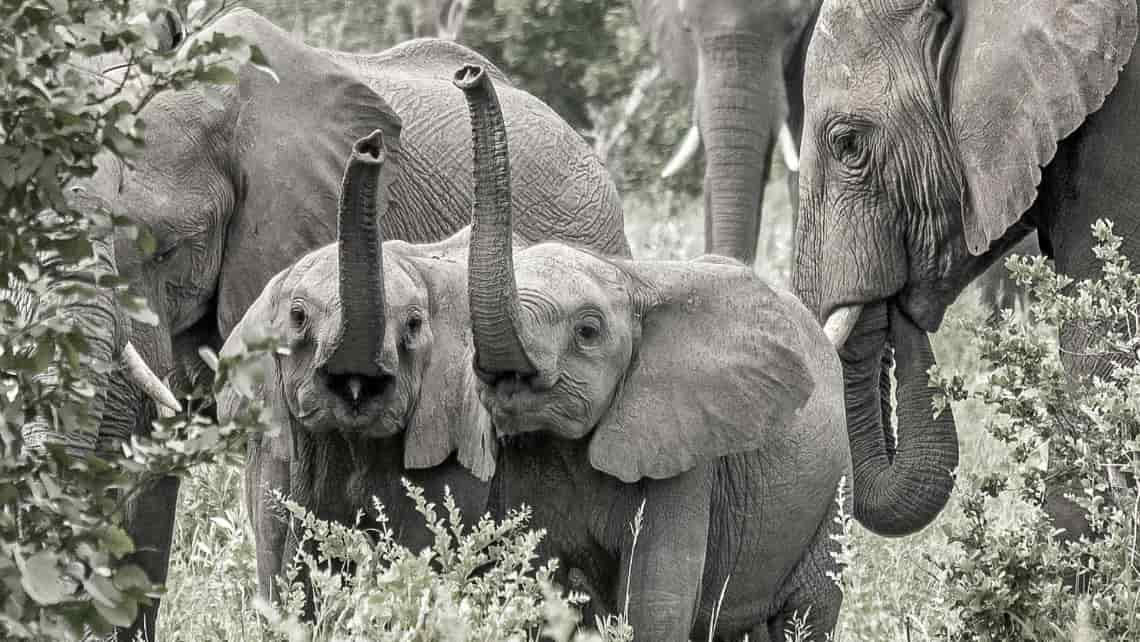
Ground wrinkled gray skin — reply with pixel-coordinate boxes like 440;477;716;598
3;189;128;457
87;8;626;640
456;66;850;642
635;0;820;263
792;0;1140;538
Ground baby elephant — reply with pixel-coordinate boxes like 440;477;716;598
455;65;852;641
215;131;493;606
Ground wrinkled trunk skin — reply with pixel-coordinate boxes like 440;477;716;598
839;303;959;537
325;132;388;377
697;34;782;265
454;65;536;378
8;214;122;456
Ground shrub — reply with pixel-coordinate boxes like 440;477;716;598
0;1;279;637
253;481;633;642
929;220;1140;640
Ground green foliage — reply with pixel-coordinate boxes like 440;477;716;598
245;482;633;641
924;220;1140;640
0;1;282;637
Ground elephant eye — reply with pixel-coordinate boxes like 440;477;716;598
827;122;870;170
406;314;423;335
153;244;177;265
289;303;307;330
574;319;602;344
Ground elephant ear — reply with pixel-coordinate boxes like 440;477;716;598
216;270;292;461
401;255;496;480
633;0;696;86
588;259;815;483
946;0;1137;254
207;9;404;335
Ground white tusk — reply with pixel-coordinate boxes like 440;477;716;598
661;124;701;179
122;343;182;414
823;305;863;349
778;121;799;173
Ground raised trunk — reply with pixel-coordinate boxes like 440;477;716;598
697;34;782;265
454;64;536;379
840;302;959;537
325;131;388;377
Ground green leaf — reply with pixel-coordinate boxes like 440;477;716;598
20;551;74;605
195;65;239;85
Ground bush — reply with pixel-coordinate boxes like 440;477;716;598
0;1;280;637
927;220;1140;640
252;481;633;642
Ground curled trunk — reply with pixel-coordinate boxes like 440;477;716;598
697;33;782;265
453;64;535;379
326;131;389;377
840;303;959;536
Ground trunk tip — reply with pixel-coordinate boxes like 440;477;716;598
453;64;487;90
352;130;386;164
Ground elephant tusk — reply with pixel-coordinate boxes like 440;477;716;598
823;304;863;349
778;122;799;173
122;343;182;414
660;124;701;179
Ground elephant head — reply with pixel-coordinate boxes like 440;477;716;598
792;0;1138;535
455;65;814;482
635;0;821;263
86;8;401;436
216;129;490;494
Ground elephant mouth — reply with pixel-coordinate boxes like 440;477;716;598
822;293;934;350
296;389;406;439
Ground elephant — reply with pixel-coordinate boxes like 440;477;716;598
3;187;177;459
214;131;493;610
790;0;1140;537
635;0;822;264
85;8;627;639
455;65;850;642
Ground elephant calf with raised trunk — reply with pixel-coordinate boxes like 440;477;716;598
455;65;850;642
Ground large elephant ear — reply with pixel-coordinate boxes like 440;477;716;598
948;0;1137;254
587;258;815;483
216;270;292;460
207;9;404;335
633;0;696;85
400;254;496;480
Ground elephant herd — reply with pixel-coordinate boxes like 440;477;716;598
26;0;1140;640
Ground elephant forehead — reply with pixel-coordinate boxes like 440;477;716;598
515;246;626;310
809;0;903;99
281;247;424;311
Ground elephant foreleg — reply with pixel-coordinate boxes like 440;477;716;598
618;467;713;642
118;474;181;642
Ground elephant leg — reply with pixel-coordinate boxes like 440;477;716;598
768;489;844;642
246;437;291;603
117;474;181;642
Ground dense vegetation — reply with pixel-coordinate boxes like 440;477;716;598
3;1;1139;640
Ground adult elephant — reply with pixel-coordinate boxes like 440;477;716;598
791;0;1139;537
88;8;627;639
635;0;822;264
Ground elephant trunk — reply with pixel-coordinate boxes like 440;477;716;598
325;131;389;378
840;302;959;537
454;64;536;380
697;33;783;265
